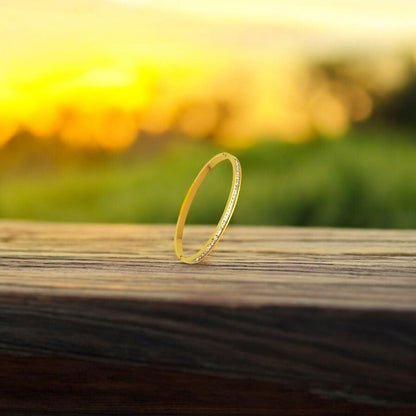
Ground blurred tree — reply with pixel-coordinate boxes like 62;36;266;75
378;78;416;130
370;57;416;132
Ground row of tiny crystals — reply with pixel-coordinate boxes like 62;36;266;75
193;158;240;262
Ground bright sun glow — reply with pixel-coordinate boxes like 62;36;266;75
0;0;415;149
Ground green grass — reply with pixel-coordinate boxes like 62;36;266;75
1;129;415;228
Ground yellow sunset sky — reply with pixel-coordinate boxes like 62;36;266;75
1;0;416;149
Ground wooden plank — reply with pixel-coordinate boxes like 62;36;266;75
1;220;415;309
0;220;415;414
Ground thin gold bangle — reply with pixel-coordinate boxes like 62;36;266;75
174;152;242;264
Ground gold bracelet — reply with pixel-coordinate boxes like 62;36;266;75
174;152;242;264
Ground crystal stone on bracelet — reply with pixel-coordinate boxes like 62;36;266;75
193;157;240;263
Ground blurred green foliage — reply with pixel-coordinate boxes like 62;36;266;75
1;128;415;228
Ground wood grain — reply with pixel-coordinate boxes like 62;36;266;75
1;356;415;416
1;220;415;309
0;220;415;414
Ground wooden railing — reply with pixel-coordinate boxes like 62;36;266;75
1;220;415;415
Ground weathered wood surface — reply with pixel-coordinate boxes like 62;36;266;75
1;220;415;309
0;220;415;415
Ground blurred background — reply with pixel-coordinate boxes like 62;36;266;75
1;0;415;227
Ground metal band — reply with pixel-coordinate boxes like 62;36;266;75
174;152;242;264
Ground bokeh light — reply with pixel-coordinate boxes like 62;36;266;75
1;0;415;228
1;0;416;149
